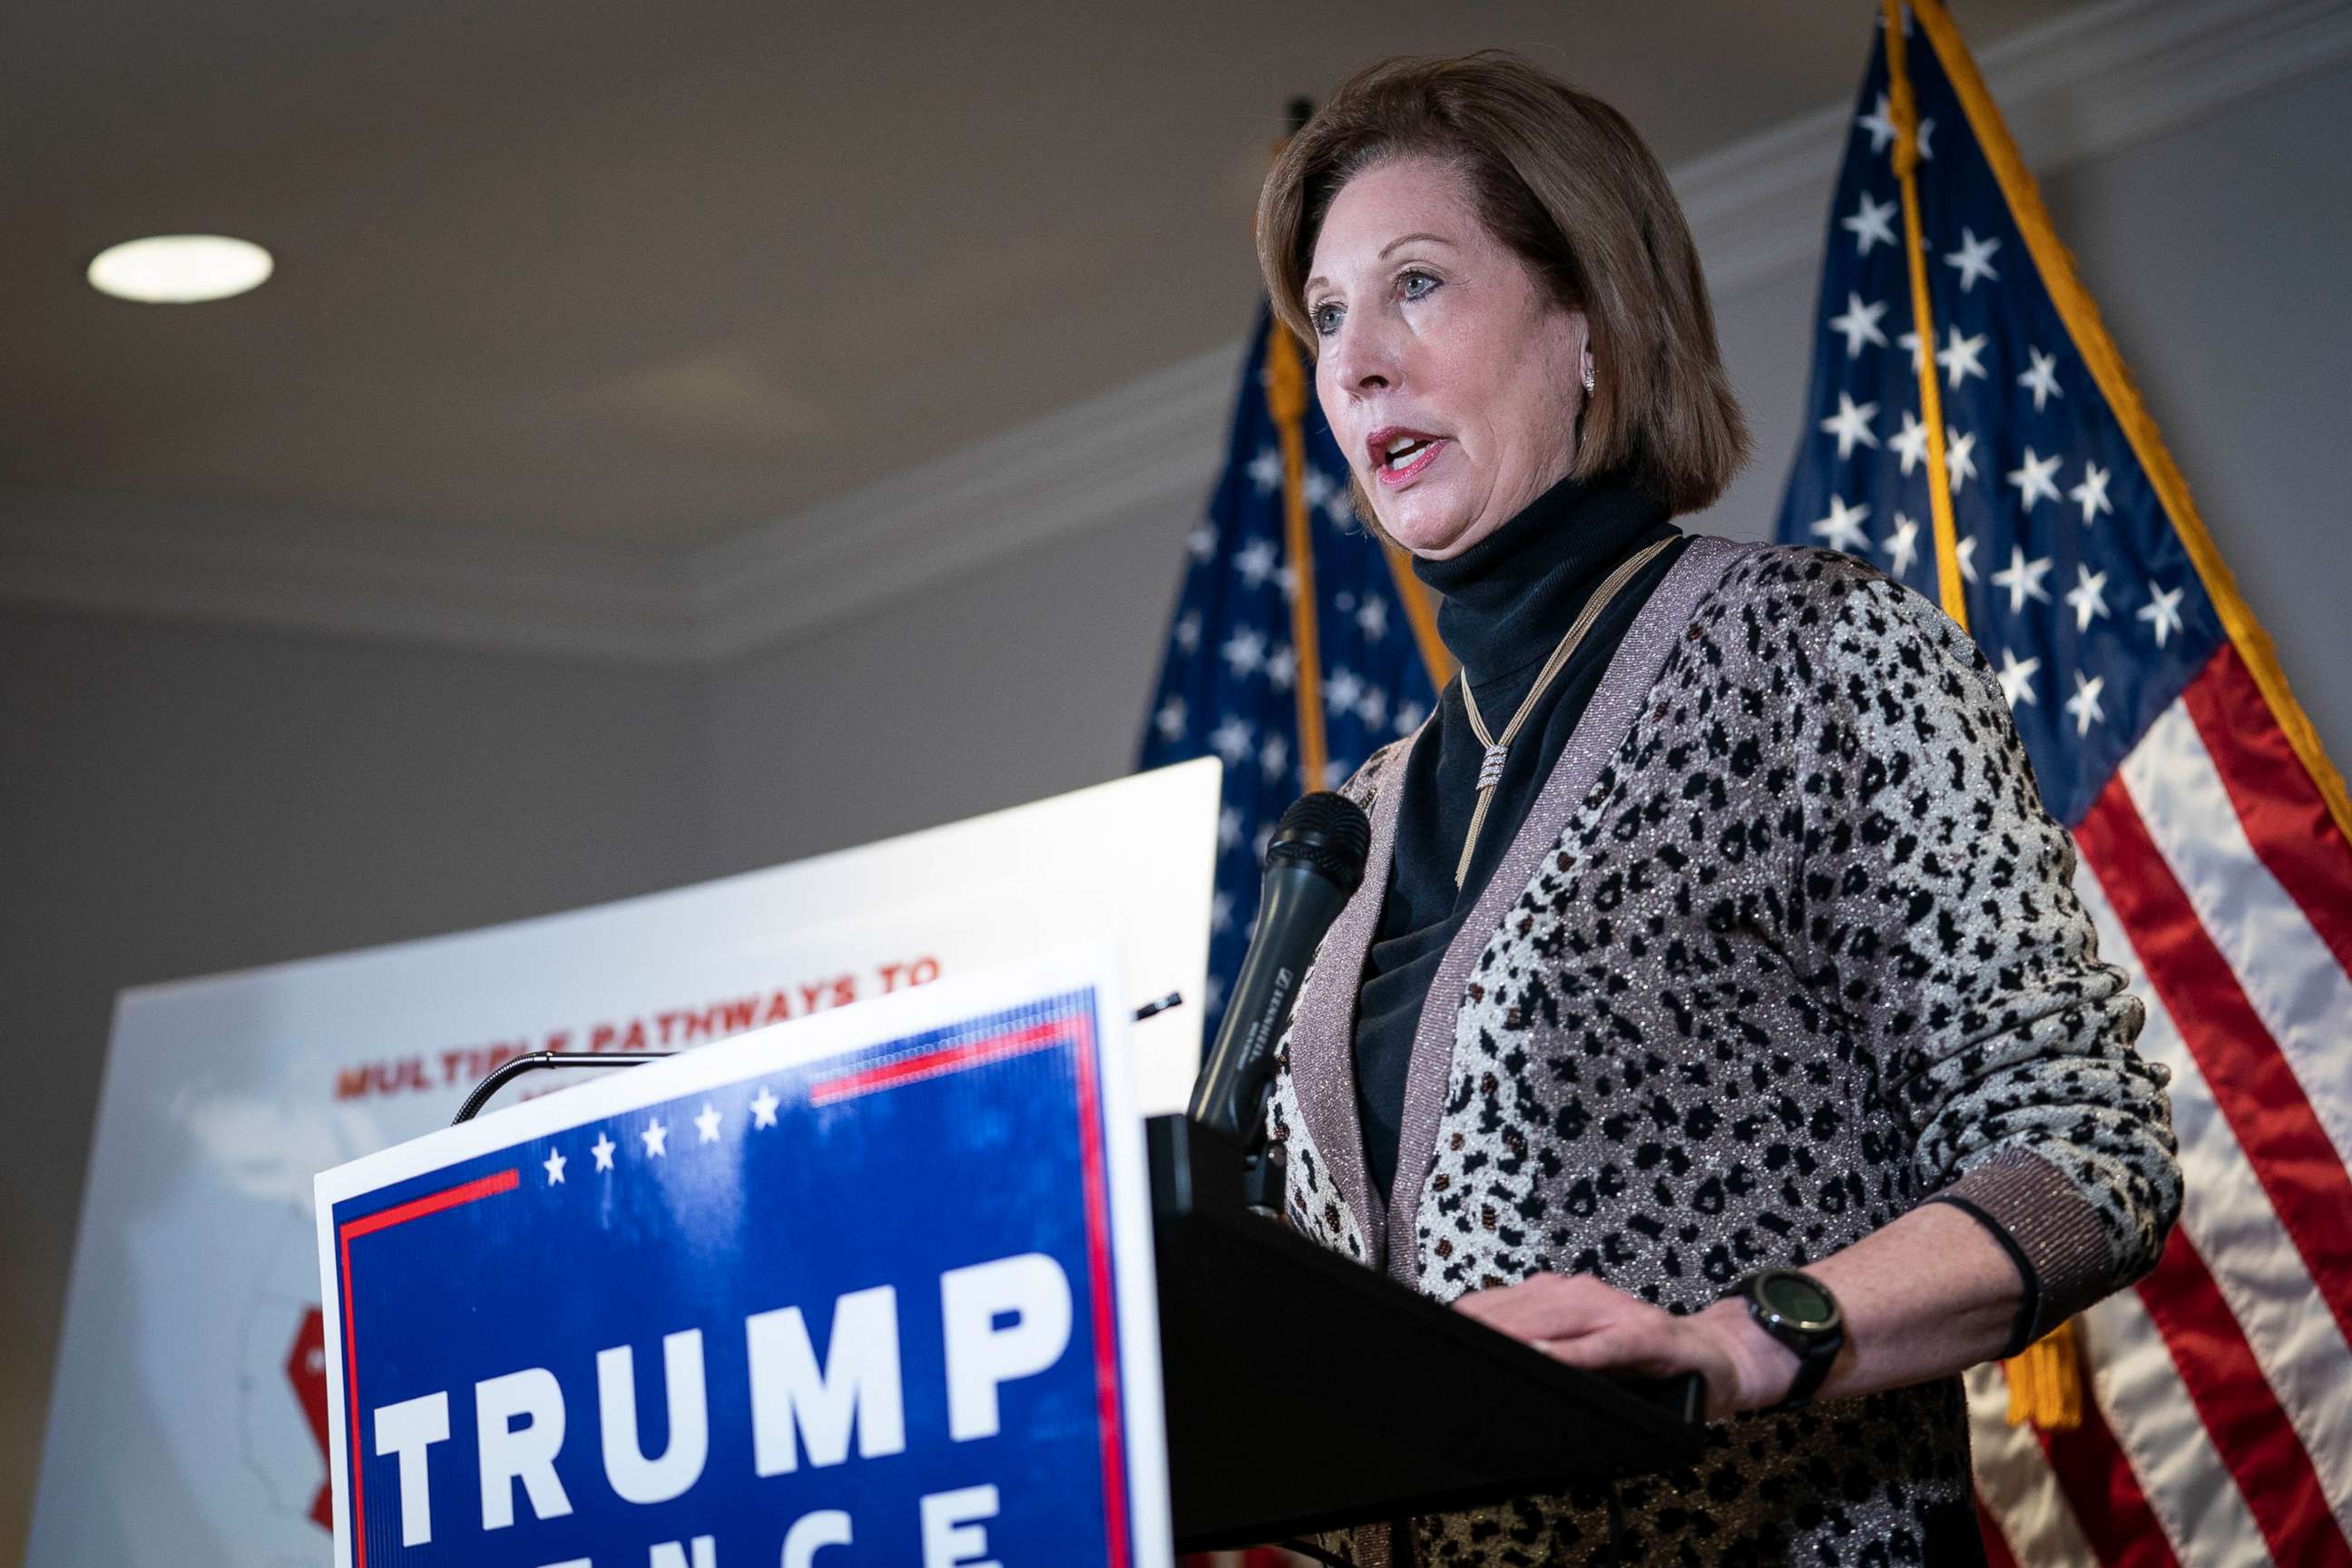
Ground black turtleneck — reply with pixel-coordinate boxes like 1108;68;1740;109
1353;468;1686;1201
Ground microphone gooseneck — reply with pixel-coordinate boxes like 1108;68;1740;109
1188;791;1372;1142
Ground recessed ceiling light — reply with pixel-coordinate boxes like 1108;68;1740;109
87;234;274;303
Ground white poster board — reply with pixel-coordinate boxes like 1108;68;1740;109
28;760;1218;1568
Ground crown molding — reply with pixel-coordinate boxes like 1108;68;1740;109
4;0;2343;667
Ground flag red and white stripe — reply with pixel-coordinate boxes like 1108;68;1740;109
1980;642;2352;1566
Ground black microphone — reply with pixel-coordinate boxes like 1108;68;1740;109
1188;791;1373;1138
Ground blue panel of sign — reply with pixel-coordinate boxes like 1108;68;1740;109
320;970;1161;1568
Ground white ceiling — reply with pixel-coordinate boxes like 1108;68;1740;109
4;0;2337;659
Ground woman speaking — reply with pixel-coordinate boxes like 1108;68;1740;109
1255;52;2181;1566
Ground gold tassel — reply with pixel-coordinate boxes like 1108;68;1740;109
2004;1318;2085;1431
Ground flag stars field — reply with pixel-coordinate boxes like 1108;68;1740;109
641;1118;669;1159
1822;392;1882;458
1845;191;1899;254
749;1085;780;1129
591;1132;616;1171
543;1148;566;1185
1993;547;2055;613
694;1103;722;1144
1811;495;1873;554
2067;564;2112;632
1995;648;2041;709
2018;347;2063;411
1936;326;1990;388
1831;292;1890;357
2071;462;2114;525
1945;227;2002;290
2065;671;2107;735
2007;446;2063;512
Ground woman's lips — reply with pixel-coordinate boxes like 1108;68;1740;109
1375;436;1446;489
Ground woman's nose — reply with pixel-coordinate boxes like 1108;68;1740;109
1326;313;1396;397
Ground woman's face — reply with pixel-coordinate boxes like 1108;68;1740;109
1305;154;1589;560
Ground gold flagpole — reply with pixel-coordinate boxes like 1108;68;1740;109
1881;0;1971;633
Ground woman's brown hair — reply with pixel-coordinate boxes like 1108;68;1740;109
1258;51;1749;515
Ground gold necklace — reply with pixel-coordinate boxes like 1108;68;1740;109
1455;534;1676;887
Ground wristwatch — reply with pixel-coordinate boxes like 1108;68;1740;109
1734;1269;1845;1410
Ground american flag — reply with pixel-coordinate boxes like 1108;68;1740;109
1778;6;2352;1564
1142;310;1445;1043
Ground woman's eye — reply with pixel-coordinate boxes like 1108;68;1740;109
1400;269;1440;302
1309;301;1344;338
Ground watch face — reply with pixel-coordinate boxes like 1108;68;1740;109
1759;1270;1838;1331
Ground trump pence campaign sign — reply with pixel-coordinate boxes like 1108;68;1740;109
313;946;1171;1568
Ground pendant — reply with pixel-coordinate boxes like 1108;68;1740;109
1476;743;1508;792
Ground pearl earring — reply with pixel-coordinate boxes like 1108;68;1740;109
1583;363;1595;394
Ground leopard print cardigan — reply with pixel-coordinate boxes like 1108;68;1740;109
1264;538;2181;1568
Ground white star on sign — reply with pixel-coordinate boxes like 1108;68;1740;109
2006;446;2063;512
1356;595;1389;641
2066;671;2108;735
1209;714;1254;765
1858;94;1899;152
1991;547;2055;613
1247;446;1282;495
1891;409;1929;475
592;1132;616;1171
2065;564;2112;632
1944;228;2002;291
695;1103;722;1143
2070;462;2113;526
1945;427;1979;495
1887;513;1921;578
1234;538;1279;589
750;1086;779;1129
1844;191;1898;256
1153;697;1186;741
1809;495;1872;554
1820;392;1881;459
544;1148;567;1185
1828;292;1889;358
642;1119;669;1158
2018;348;2063;413
1995;648;2042;709
1221;627;1267;677
2139;583;2186;648
1936;327;1989;389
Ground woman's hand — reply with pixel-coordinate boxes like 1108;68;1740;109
1451;1273;1798;1420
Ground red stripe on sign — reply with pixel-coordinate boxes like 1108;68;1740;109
337;1167;520;1568
2033;1391;2180;1568
2181;643;2352;979
2137;1228;2352;1566
2076;779;2352;1352
808;1020;1069;1105
1072;1009;1132;1568
1974;1493;2022;1568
